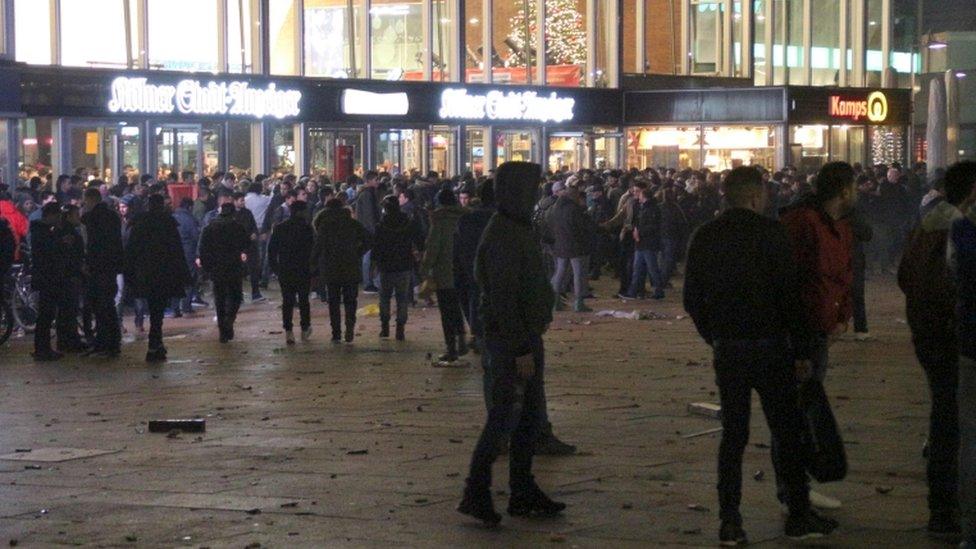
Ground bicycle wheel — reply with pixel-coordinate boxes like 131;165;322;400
0;301;12;346
12;275;38;334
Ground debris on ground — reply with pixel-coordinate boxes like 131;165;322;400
595;310;677;321
687;402;722;419
875;486;894;494
347;449;368;455
682;427;723;439
753;470;765;481
356;304;380;317
549;533;566;543
148;419;206;433
687;503;709;512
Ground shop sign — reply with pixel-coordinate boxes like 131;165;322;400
828;91;888;123
438;88;575;123
341;89;409;115
107;76;302;119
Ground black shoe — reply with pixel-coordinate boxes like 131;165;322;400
380;323;390;338
80;347;103;357
344;330;355;343
33;350;64;362
534;433;577;456
331;333;342;344
785;510;837;540
98;349;121;359
219;332;230;344
719;521;748;546
470;337;482;354
438;352;459;363
928;511;961;538
251;293;267;303
507;484;565;518
363;286;379;295
145;348;166;363
395;324;405;341
457;487;502;527
457;337;469;357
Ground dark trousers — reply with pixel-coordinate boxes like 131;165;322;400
467;334;545;494
247;244;261;295
59;278;83;348
617;238;634;294
916;341;959;514
327;283;358;337
713;338;811;524
455;269;480;337
280;280;311;332
34;288;64;354
146;296;167;350
87;273;120;352
435;288;465;343
852;265;868;333
379;271;411;327
659;237;679;287
213;277;243;336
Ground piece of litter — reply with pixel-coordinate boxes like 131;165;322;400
549;533;566;543
688;402;722;419
347;449;368;455
682;427;723;439
148;419;205;433
875;486;894;494
245;508;261;515
753;470;765;481
687;503;709;512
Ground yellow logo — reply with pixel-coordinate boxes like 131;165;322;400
866;91;888;123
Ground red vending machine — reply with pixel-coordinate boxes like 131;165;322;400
334;145;354;182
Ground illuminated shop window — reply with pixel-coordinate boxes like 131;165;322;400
14;0;52;64
304;0;365;78
60;0;137;68
148;0;219;71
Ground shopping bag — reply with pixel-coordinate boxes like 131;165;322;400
799;380;848;483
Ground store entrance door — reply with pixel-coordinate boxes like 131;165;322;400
65;122;142;184
548;133;586;172
154;124;202;181
495;128;539;169
372;129;424;176
428;126;458;178
306;128;365;183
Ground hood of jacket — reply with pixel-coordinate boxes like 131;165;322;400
921;200;964;233
495;161;542;224
379;210;411;231
431;205;465;224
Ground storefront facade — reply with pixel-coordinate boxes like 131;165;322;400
624;86;911;172
0;63;622;184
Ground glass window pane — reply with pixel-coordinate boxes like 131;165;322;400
0;122;9;186
646;0;679;75
305;0;364;78
465;0;485;82
464;127;486;176
491;0;541;84
271;124;296;176
790;124;828;172
627;126;701;169
370;0;423;80
14;0;52;64
543;0;585;86
703;126;777;170
148;0;218;71
811;0;840;86
269;0;300;75
787;0;804;84
593;0;615;86
754;0;768;84
19;118;54;179
691;0;722;74
60;0;133;68
228;0;257;73
227;121;252;177
432;0;456;81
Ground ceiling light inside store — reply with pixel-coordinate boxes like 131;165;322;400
868;20;877;26
927;41;948;50
469;17;479;24
957;72;967;78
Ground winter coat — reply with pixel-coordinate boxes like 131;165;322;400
0;218;13;276
81;202;124;276
124;211;191;300
632;199;663;252
660;201;689;243
267;215;314;286
29;219;67;290
898;200;962;359
420;205;466;289
454;205;495;280
311;208;370;286
476;162;554;355
401;201;429;251
171;207;200;270
548;195;591;258
948;205;976;361
373;210;419;274
354;186;381;234
0;200;28;261
60;224;85;280
779;198;854;335
846;206;873;273
199;214;250;281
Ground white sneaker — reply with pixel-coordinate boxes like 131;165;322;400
285;330;295;345
301;327;312;342
809;490;842;510
853;332;874;342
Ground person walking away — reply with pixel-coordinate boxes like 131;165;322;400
198;203;250;343
81;187;123;357
420;189;468;362
624;187;665;300
548;186;592;312
458;161;565;527
684;167;836;545
29;203;69;361
124;194;191;362
900;160;976;540
455;181;495;351
355;171;382;294
311;198;370;343
373;195;419;341
779;161;857;510
267;200;314;344
847;204;874;340
948;163;976;549
233;192;264;303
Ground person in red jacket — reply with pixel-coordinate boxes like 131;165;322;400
0;187;28;261
779;161;857;511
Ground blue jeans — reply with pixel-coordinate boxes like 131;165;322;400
960;356;976;541
629;249;663;298
551;256;587;301
659;237;678;288
361;249;379;288
467;334;545;493
379;271;411;326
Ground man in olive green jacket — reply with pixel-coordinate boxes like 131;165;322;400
421;189;468;361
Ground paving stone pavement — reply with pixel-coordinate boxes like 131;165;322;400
0;276;954;547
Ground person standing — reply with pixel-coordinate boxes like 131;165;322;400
124;194;191;362
267;200;315;344
421;189;468;362
172;197;200;316
373;195;419;341
624;187;665;300
29;203;69;361
847;205;874;341
684;167;836;546
548;186;592;312
233;192;265;303
454;181;495;352
311;198;370;343
900;160;976;539
779;161;858;511
355;171;382;294
198;203;251;343
458;161;565;526
58;204;87;352
81;187;123;357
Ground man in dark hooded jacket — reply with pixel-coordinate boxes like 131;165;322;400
373;195;418;341
199;203;251;343
30;203;70;361
458;161;566;527
81;187;123;357
268;200;315;345
454;180;495;352
311;199;370;343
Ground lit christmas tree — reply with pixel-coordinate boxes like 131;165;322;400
506;0;587;67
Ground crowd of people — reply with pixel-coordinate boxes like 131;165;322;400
0;157;974;547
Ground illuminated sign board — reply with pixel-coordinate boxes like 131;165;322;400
438;88;575;123
828;90;888;123
341;89;409;115
107;76;302;119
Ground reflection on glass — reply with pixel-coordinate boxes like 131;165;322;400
272;124;297;175
627;127;702;169
496;129;535;168
60;0;136;68
305;0;364;78
15;0;52;64
18;118;54;179
227;121;253;177
464;127;486;176
371;1;423;80
270;0;300;75
308;129;364;181
148;0;218;71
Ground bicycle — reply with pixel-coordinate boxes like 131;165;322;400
4;263;38;338
0;275;12;345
